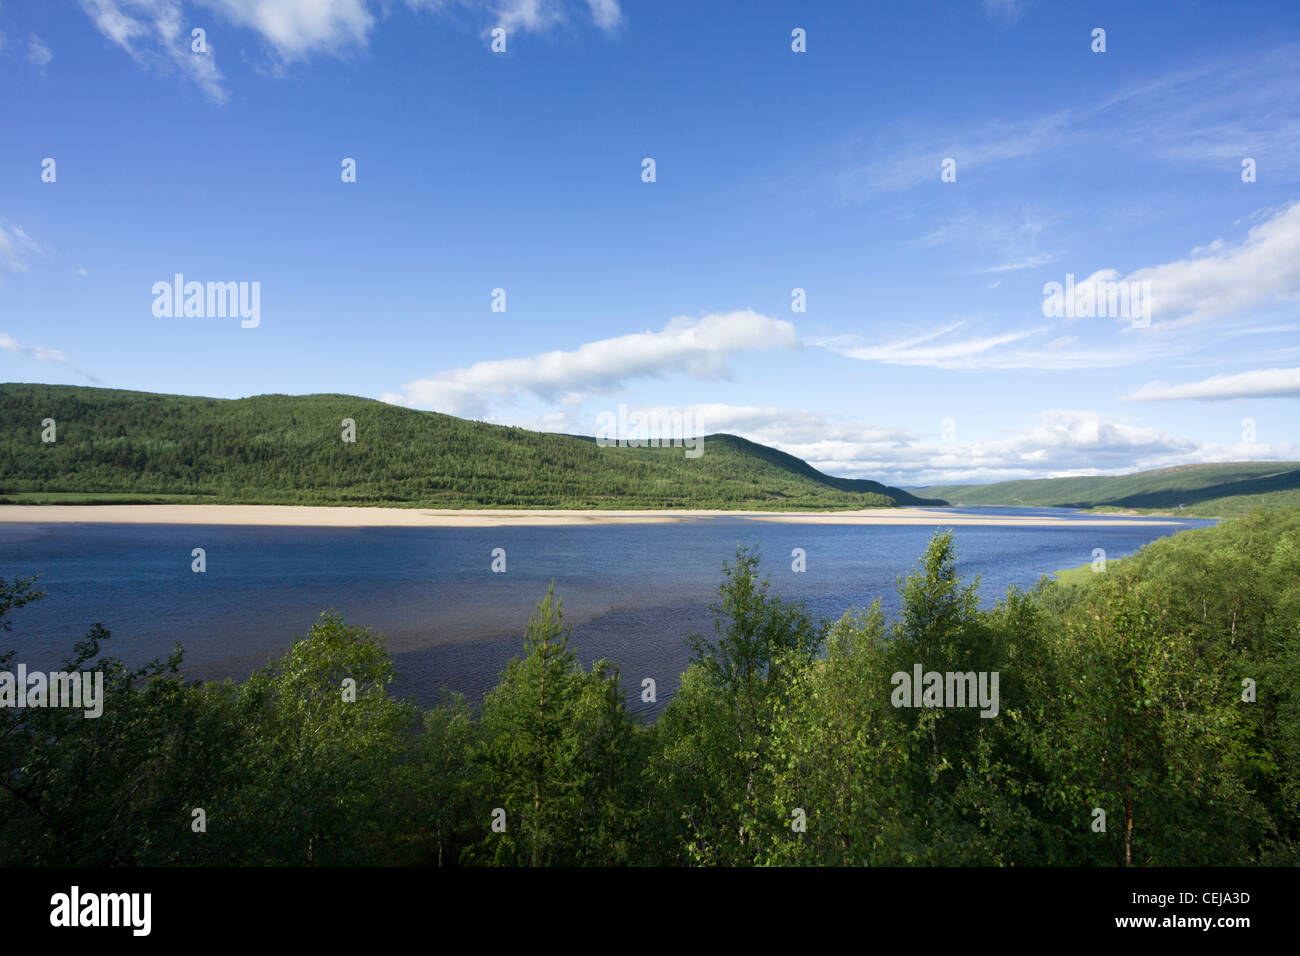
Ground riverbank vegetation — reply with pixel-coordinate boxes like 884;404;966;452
2;508;1296;866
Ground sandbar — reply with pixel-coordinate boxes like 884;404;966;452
0;504;1194;528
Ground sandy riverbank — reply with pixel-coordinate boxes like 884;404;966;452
0;504;1193;528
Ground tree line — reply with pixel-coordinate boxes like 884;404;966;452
0;384;925;510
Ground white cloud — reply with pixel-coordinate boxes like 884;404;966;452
584;0;620;31
197;0;374;61
495;0;563;32
81;0;374;65
79;0;621;98
1081;201;1300;328
1123;367;1300;402
383;310;798;415
802;409;1300;487
26;34;53;70
0;333;101;384
802;409;1202;486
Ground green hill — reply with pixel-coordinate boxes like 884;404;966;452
0;384;942;510
917;462;1300;517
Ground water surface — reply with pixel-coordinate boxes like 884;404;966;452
0;508;1214;715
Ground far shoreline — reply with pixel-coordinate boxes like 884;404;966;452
0;503;1200;528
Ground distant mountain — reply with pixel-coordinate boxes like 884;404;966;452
917;462;1300;517
0;384;944;510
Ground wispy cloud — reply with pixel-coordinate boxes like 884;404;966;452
0;222;50;273
814;322;1125;371
969;253;1057;274
26;34;53;71
80;0;229;102
907;207;1060;276
0;333;102;385
1123;367;1300;401
831;44;1300;199
981;0;1032;25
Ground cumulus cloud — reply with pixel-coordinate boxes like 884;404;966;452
811;408;1289;486
803;409;1201;486
0;333;101;384
1123;366;1300;402
381;311;798;416
792;409;1297;487
488;402;1283;487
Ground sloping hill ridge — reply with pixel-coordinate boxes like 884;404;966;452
917;462;1300;516
0;384;944;510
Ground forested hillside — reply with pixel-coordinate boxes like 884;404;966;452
0;384;940;510
918;462;1300;516
3;508;1295;866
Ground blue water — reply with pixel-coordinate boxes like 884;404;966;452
0;509;1215;715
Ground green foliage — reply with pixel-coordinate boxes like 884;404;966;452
466;585;639;865
648;546;823;864
760;604;915;865
0;383;939;510
228;612;419;864
0;574;44;631
0;608;236;865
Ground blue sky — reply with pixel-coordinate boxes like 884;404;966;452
3;0;1299;485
